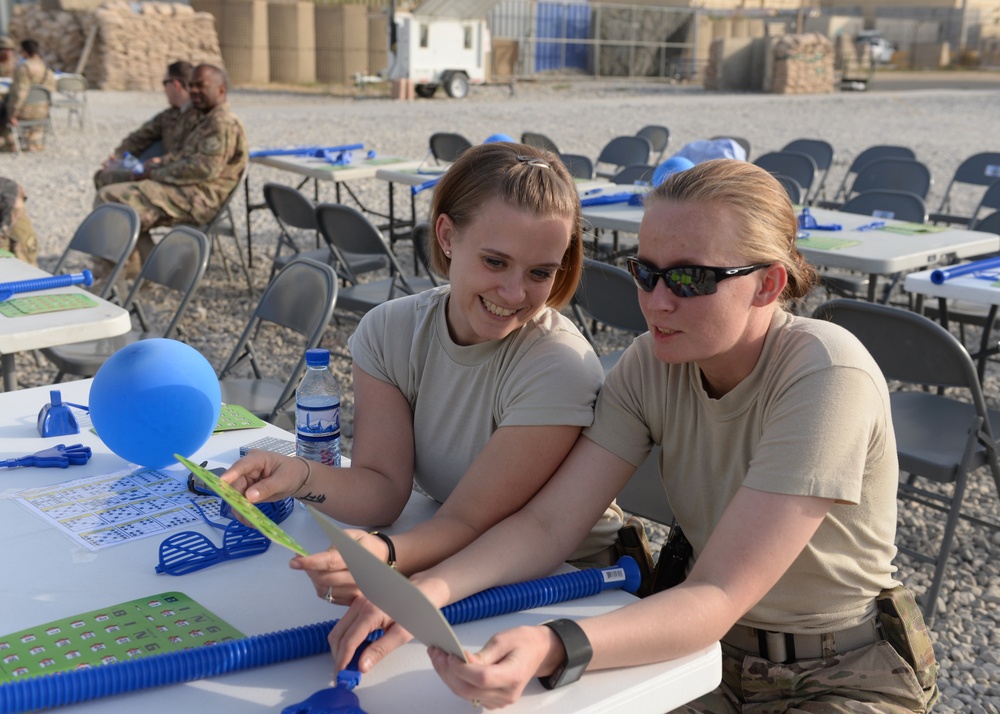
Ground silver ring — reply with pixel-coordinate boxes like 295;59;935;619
324;586;334;604
471;700;481;710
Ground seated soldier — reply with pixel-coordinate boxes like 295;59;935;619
94;64;248;276
0;37;15;79
94;61;198;190
0;39;56;152
0;177;38;266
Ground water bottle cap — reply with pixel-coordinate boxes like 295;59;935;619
305;348;331;367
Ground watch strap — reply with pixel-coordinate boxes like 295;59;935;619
537;618;593;690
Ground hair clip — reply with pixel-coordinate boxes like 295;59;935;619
516;155;551;169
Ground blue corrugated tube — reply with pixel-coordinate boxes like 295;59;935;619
0;557;639;712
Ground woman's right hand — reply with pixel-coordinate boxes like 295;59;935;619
329;595;414;674
221;450;311;505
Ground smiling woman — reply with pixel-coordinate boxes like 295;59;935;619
222;142;625;608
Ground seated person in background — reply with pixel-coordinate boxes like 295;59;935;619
0;36;15;78
222;142;625;608
0;177;38;265
94;60;197;190
0;39;56;152
327;160;939;713
94;63;247;275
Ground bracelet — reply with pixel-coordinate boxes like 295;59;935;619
291;456;312;496
368;531;397;569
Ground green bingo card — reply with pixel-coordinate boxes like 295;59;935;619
0;592;243;683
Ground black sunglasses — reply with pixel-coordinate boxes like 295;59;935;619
625;257;770;297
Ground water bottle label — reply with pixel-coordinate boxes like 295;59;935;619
296;402;340;442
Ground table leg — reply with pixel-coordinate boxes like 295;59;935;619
2;353;16;392
866;274;879;302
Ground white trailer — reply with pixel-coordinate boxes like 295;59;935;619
386;0;496;99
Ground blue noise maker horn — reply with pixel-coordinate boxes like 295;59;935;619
0;270;93;302
930;255;1000;285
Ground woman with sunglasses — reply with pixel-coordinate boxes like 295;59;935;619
328;159;937;712
223;142;624;603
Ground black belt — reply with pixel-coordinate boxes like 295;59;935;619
722;617;881;663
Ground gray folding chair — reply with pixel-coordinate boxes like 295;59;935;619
611;164;656;186
844;158;932;202
429;132;473;164
754;151;818;203
841;189;928;224
12;85;56;154
263;182;387;282
930;152;1000;226
218;257;339;424
570;259;672;527
812;298;1000;625
821;191;928;302
51;204;141;300
558;153;594;180
520;131;559;154
51;74;89;130
636;125;670;164
966;182;1000;229
201;166;253;294
774;174;806;205
594;135;653;179
571;258;647;373
41;226;210;381
315;203;439;318
781;138;834;202
826;144;916;206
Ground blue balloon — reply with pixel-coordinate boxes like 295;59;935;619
89;339;221;469
483;133;515;144
652;156;696;187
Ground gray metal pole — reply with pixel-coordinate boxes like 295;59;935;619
0;0;11;36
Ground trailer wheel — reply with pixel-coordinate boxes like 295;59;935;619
443;72;469;99
415;84;438;98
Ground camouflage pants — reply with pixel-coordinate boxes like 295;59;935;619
669;640;936;714
93;167;137;191
94;180;200;275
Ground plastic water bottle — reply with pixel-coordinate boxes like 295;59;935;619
120;151;144;175
295;348;341;467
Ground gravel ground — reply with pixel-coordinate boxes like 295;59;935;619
5;76;1000;712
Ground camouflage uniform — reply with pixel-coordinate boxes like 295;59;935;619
0;55;14;79
93;104;199;189
0;177;38;265
94;101;248;273
670;587;939;713
1;55;56;151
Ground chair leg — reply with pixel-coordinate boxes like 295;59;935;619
918;470;970;627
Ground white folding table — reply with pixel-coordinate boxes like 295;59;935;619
0;259;130;391
0;378;721;713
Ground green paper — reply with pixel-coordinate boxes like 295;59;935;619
0;293;97;317
214;403;267;432
877;223;947;235
0;592;243;683
175;455;309;556
0;249;14;258
796;236;862;251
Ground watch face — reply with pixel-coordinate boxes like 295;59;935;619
560;662;588;686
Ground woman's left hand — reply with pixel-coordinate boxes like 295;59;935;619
291;529;393;605
428;626;554;710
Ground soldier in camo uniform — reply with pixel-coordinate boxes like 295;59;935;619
94;61;198;190
323;160;939;713
0;177;38;265
0;37;15;79
94;64;247;276
0;39;56;152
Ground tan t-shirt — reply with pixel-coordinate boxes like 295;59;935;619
585;309;900;631
349;286;621;558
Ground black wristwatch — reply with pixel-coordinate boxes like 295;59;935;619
537;618;593;690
